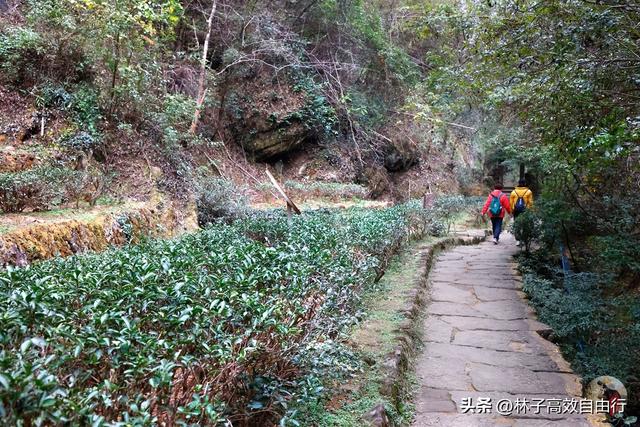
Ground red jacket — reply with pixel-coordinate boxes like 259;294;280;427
481;190;512;218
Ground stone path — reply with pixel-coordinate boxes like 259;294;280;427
412;233;598;426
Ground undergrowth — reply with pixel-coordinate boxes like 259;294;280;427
518;251;640;415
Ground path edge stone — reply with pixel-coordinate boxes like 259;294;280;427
370;231;488;425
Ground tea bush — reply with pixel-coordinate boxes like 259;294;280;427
284;181;368;200
0;166;78;213
431;195;467;233
196;177;249;225
37;84;102;135
512;210;539;252
0;203;435;425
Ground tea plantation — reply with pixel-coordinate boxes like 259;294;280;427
0;203;433;425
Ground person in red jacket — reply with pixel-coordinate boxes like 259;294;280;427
481;184;512;244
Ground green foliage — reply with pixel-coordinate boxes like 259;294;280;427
35;83;72;110
0;163;107;213
337;0;420;85
150;93;197;146
35;83;102;134
0;203;430;425
284;181;368;200
58;131;99;152
590;229;640;281
0;166;77;213
431;195;466;234
341;89;387;130
162;94;196;131
0;26;45;84
512;211;539;253
288;69;338;140
69;85;102;133
196;177;249;226
519;252;640;408
20;0;183;116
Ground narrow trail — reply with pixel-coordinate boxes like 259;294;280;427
412;233;596;426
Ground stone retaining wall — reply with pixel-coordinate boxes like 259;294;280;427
0;200;198;267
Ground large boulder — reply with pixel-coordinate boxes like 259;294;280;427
222;66;317;161
362;404;392;427
362;166;390;199
383;141;418;172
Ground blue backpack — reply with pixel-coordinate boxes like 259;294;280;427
489;194;502;216
514;189;529;214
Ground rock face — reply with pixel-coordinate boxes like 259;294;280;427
363;166;390;199
363;404;392;427
222;67;315;161
0;201;198;267
384;141;418;172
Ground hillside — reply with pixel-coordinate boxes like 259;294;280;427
0;0;483;225
1;0;639;426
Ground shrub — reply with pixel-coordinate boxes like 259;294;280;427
431;195;466;233
287;68;338;140
284;180;368;200
519;252;640;412
513;210;540;252
0;26;45;84
70;85;101;133
63;165;108;208
428;219;447;237
58;131;100;152
196;177;249;226
36;84;102;134
0;166;75;213
35;83;72;110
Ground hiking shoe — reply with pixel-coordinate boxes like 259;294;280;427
492;238;498;245
516;241;522;247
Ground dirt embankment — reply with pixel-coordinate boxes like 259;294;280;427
0;199;197;267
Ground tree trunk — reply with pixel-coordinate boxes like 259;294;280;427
189;0;217;135
109;32;121;115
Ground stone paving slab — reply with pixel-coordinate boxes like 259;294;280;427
415;390;590;421
413;412;594;426
473;286;525;302
430;282;477;304
432;277;523;289
473;300;528;320
467;363;580;395
412;233;595;426
452;330;548;353
422;342;562;371
438;315;535;332
428;301;489;318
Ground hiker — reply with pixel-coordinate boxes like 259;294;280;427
481;184;512;244
510;179;534;246
510;179;534;220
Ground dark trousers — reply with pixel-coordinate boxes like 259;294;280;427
490;217;503;240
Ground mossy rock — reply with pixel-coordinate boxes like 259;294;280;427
221;67;317;161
